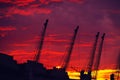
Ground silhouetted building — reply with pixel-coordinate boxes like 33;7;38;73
0;53;18;69
0;53;70;80
87;70;92;80
48;67;69;80
0;53;19;80
110;74;114;80
80;70;92;80
80;70;86;80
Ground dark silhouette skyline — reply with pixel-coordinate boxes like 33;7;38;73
0;53;118;80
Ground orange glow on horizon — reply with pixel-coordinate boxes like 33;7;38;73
56;66;62;69
68;69;120;80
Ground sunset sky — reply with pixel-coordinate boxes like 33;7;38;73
0;0;120;71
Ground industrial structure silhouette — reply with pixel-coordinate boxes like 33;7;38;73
0;19;119;80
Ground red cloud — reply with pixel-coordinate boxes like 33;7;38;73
77;43;92;47
38;0;62;5
8;49;64;65
13;0;34;6
6;7;52;16
42;49;64;55
26;34;69;44
0;0;63;7
0;0;85;17
0;0;11;3
34;8;52;14
9;50;34;56
12;43;31;47
0;26;16;31
9;50;35;63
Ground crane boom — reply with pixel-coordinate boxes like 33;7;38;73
35;19;49;62
88;32;100;71
94;33;105;70
63;26;79;71
94;33;105;79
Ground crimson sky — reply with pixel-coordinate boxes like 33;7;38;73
0;0;120;70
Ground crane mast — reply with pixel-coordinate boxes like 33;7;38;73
35;19;49;62
94;33;105;79
88;32;100;71
63;26;79;71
